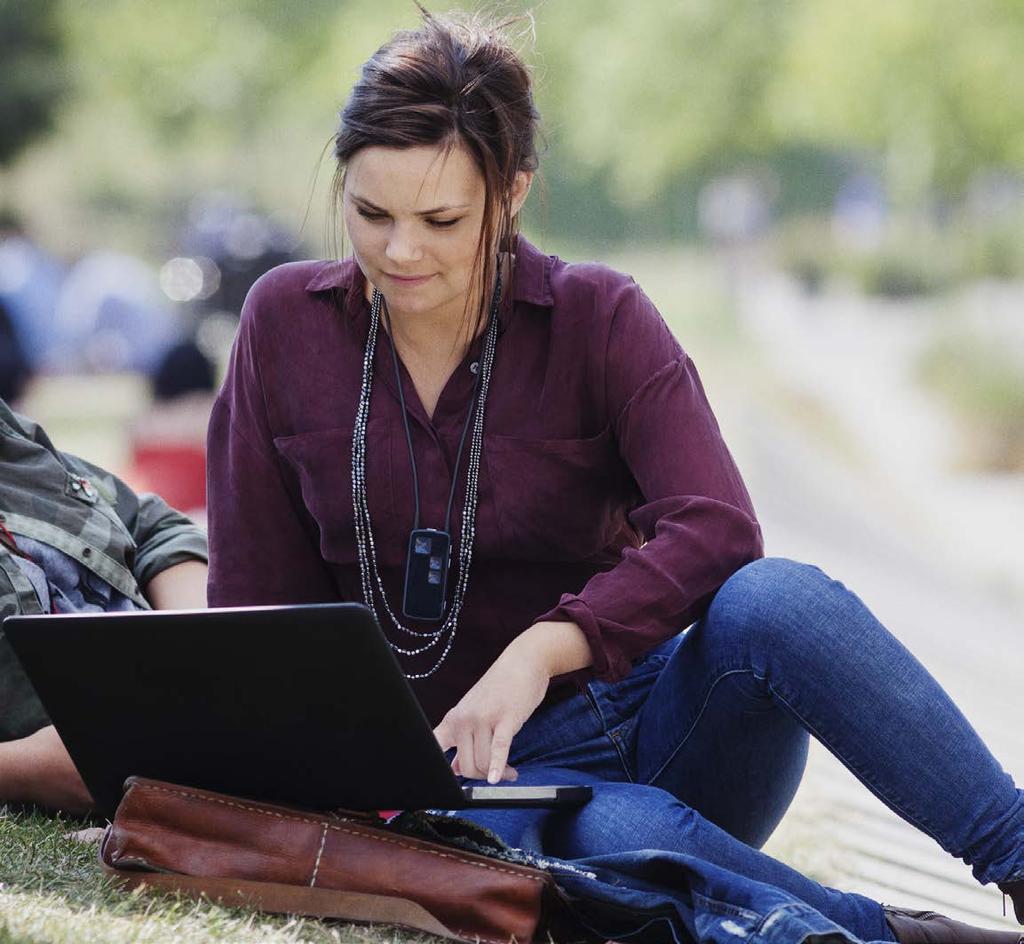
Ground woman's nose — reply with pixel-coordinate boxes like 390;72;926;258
384;224;424;265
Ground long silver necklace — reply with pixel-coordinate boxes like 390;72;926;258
352;277;500;679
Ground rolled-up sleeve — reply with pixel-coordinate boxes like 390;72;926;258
128;493;208;587
67;455;208;589
538;282;763;681
206;276;338;607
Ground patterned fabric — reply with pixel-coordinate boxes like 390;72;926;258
9;536;141;615
0;397;208;740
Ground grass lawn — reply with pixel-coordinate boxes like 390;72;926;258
0;808;432;944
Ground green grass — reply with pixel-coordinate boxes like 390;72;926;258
0;807;431;944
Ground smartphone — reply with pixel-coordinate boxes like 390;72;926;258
461;784;593;808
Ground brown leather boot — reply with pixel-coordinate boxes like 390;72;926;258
998;880;1024;925
883;905;1024;943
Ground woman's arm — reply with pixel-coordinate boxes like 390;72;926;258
536;281;763;680
437;279;762;780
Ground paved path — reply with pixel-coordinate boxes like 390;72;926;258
720;361;1023;931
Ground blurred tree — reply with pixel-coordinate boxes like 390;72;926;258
536;0;1024;209
14;0;445;255
0;0;67;165
534;0;793;204
767;0;1024;201
10;0;1024;254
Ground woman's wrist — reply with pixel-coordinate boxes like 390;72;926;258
506;620;593;680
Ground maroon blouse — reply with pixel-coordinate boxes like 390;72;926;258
206;236;763;725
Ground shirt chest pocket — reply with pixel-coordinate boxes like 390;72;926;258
274;420;400;567
483;427;623;561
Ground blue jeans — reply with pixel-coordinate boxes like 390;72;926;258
458;558;1024;943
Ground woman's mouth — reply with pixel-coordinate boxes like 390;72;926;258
385;272;435;285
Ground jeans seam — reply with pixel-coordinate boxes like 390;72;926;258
584;685;635;783
690;889;761;921
760;675;948;848
643;666;948;849
643;668;753;786
570;912;680;944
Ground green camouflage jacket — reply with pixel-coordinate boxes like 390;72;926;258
0;397;208;740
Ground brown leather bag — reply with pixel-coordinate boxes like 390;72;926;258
100;776;572;944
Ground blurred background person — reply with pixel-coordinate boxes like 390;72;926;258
122;338;217;522
0;299;33;408
0;214;66;381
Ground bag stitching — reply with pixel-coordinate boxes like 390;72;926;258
309;824;328;888
129;782;547;885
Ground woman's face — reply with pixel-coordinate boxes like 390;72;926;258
343;143;531;327
343;143;487;325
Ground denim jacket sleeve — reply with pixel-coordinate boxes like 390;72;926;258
537;281;764;681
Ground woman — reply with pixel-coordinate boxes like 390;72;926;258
206;11;1024;943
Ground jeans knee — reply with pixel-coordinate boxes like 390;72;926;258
706;557;842;654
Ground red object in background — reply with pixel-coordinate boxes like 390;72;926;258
126;444;207;514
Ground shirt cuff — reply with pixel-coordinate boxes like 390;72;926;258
536;594;633;684
134;529;209;589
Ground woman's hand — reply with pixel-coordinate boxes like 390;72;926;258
432;620;592;783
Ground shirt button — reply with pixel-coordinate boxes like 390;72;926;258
82;547;93;558
469;361;479;375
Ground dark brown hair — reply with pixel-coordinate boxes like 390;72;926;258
332;7;540;339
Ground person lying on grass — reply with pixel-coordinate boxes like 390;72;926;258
0;395;208;814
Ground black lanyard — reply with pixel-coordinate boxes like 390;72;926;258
378;275;501;621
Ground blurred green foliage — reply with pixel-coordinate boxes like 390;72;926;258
0;0;67;165
2;0;1024;255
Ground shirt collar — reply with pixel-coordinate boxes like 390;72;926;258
303;233;555;315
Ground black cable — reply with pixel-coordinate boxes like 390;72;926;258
380;272;500;537
443;273;500;534
381;298;422;531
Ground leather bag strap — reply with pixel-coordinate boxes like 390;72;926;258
100;859;464;941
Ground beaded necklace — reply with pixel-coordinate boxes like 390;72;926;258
352;275;501;679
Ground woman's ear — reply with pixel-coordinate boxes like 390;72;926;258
510;170;534;217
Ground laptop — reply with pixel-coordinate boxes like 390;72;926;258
2;603;591;818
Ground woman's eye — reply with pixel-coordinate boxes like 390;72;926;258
427;218;460;229
356;208;387;222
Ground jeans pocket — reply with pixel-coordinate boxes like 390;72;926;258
588;643;676;730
